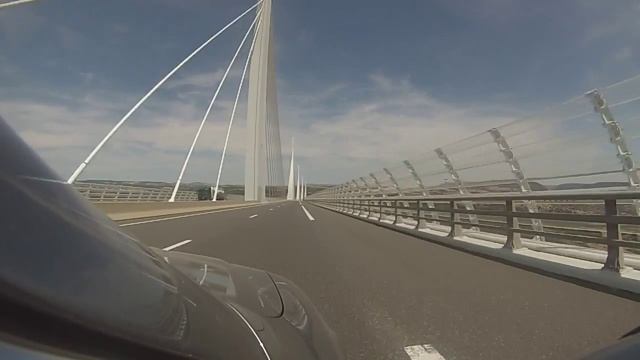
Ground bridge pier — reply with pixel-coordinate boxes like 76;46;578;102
245;0;284;202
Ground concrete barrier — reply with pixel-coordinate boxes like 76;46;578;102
94;200;254;221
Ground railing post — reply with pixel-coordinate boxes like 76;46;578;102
603;199;625;272
393;200;399;224
379;199;383;221
504;200;522;250
415;200;421;230
447;200;458;238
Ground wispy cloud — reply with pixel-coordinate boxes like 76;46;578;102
164;70;226;90
279;74;519;182
2;70;522;184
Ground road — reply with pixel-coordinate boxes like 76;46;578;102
122;201;640;360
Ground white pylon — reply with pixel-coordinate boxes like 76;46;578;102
296;166;301;201
301;177;305;201
245;0;283;202
286;138;295;200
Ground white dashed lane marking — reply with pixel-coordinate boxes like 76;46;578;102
404;344;445;360
162;239;192;251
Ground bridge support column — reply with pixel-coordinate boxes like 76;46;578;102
369;173;385;220
337;184;346;211
586;89;640;216
343;183;353;213
488;128;544;240
358;176;374;218
351;180;362;215
403;160;438;229
369;173;384;196
245;0;284;201
383;168;403;224
435;148;479;231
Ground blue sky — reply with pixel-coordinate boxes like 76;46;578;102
1;0;639;185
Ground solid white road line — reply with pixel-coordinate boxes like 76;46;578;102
119;204;264;227
0;0;38;9
249;214;259;219
162;239;192;251
404;345;445;360
300;205;315;221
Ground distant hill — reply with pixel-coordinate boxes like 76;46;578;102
80;180;333;196
80;180;212;192
550;182;629;190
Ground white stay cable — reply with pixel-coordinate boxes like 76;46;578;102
66;0;263;184
0;0;37;9
213;12;263;202
169;8;262;202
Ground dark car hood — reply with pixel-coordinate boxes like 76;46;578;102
0;117;267;359
0;116;343;359
156;250;283;319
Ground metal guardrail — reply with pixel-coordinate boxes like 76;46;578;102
74;182;198;202
310;75;640;272
312;191;640;272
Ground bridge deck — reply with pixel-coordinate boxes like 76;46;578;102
122;201;640;360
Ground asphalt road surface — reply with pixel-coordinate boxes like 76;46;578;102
122;201;640;360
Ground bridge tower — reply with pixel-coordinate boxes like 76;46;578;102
245;0;284;201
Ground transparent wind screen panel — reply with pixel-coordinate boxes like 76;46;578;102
370;169;395;195
496;96;592;140
439;130;498;156
447;141;505;171
394;170;422;195
407;155;451;191
435;132;518;193
497;97;625;188
456;164;519;193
